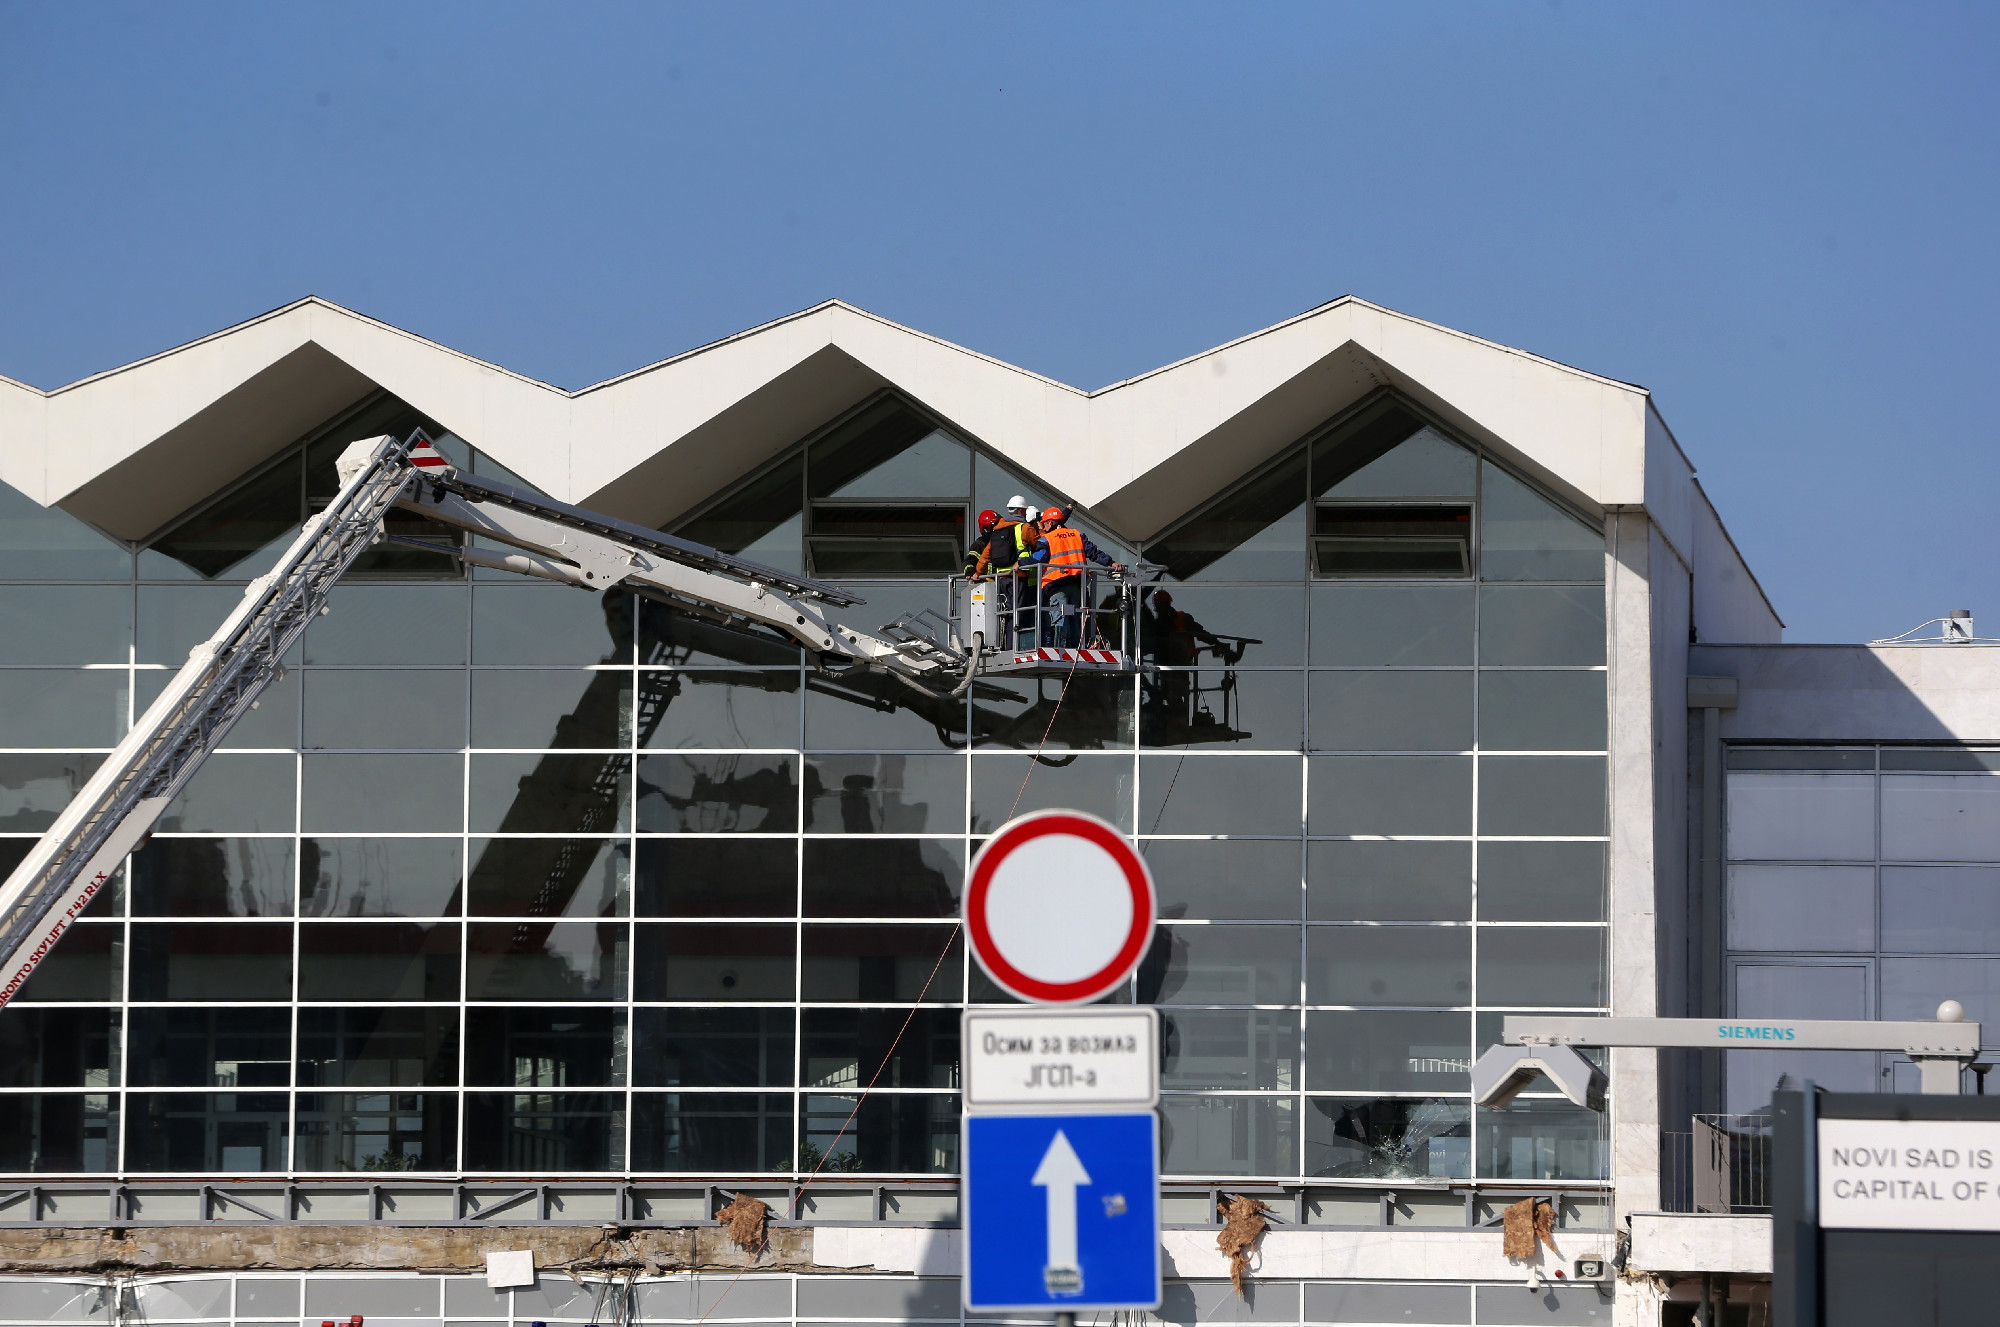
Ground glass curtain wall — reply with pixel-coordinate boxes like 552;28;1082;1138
0;388;1606;1184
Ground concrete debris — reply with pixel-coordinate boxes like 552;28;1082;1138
1501;1198;1560;1262
1215;1194;1271;1297
717;1193;772;1256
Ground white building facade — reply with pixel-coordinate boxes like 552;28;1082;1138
0;296;1983;1325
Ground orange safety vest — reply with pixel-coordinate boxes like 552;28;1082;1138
1040;526;1087;586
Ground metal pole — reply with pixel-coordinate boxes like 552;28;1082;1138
1056;1313;1076;1327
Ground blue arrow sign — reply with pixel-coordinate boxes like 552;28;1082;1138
963;1112;1161;1312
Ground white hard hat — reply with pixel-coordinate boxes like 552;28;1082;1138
1005;494;1031;513
1022;507;1040;524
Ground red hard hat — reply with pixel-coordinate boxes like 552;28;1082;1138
978;509;1000;532
1042;505;1068;522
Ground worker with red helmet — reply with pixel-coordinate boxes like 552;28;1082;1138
964;505;1041;647
1031;504;1123;648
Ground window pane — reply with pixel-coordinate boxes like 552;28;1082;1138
305;585;469;664
1881;959;2000;1033
634;924;796;1001
804;755;965;833
806;675;965;751
471;753;631;835
1137;925;1300;1005
143;452;301;580
1160;1009;1298;1089
294;1093;456;1173
472;670;629;749
1310;585;1473;666
301;838;463;918
638;601;801;666
1727;773;1876;860
0;1093;118;1173
1477;672;1605;751
1478;756;1605;836
801;925;963;1003
473;585;632;665
1882;867;2000;953
678;453;805;571
636;754;794;832
466;839;628;918
1307;927;1470;1006
303;753;460;832
297;1008;459;1087
160;753;295;832
631;1092;792;1171
0;479;130;579
1883;774;2000;861
634;1009;795;1087
465;922;626;1001
1144;839;1302;920
0;1008;117;1087
304;669;467;749
802;839;961;918
1730;865;1874;951
298;923;460;1001
1139;755;1301;836
1309;841;1471;922
12;921;119;1002
1140;669;1300;751
1159;1095;1295;1176
1478;585;1604;665
1138;586;1305;666
1310;673;1473;751
137;584;247;664
464;1092;622;1171
0;586;130;664
802;1092;959;1174
1306;1096;1470;1180
1319;423;1476;499
132;838;294;917
126;1008;290;1087
1145;452;1306;582
973;672;1133;752
801;1008;959;1090
1477;462;1602;582
1475;1099;1605;1179
137;664;299;750
1304;1009;1470;1093
1309;756;1471;835
130;922;292;1000
1478;927;1603;1007
971;754;1133;833
1478;841;1604;922
126;1093;288;1172
810;409;969;500
0;670;125;747
635;839;795;917
0;754;104;832
466;1008;625;1087
1305;1284;1470;1324
646;670;800;749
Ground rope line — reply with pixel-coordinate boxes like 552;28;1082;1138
1009;649;1084;821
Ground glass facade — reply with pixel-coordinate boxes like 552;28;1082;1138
0;389;1609;1183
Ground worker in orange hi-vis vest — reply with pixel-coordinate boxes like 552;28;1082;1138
1029;505;1123;648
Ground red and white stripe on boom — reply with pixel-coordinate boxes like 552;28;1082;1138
408;434;453;472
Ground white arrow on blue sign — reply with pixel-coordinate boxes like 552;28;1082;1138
963;1112;1161;1312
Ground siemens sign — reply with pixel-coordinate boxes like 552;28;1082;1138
1720;1024;1798;1041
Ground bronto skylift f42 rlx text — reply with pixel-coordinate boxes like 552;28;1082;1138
0;432;1141;1005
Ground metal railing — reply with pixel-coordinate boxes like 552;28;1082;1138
1661;1114;1771;1213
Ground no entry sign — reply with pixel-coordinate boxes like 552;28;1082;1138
965;810;1156;1005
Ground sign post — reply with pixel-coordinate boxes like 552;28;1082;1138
962;811;1161;1318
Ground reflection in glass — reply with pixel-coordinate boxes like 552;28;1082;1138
631;1093;791;1171
1307;1097;1470;1179
466;839;628;918
303;754;460;833
473;585;632;665
298;1008;459;1087
0;670;125;747
802;1008;959;1090
1317;419;1476;499
802;1092;958;1174
1477;672;1605;751
1140;669;1299;752
1159;1095;1295;1176
466;1008;625;1086
1138;755;1301;836
971;755;1132;833
1160;1010;1298;1089
805;671;966;751
137;584;248;663
646;671;800;749
300;838;463;918
130;922;292;1000
805;755;966;833
1478;927;1603;1007
464;1093;622;1171
305;585;469;664
1479;842;1604;923
1309;756;1471;835
1310;585;1474;666
142;450;302;580
304;670;466;749
126;1092;289;1171
1477;585;1604;665
677;453;806;572
464;922;626;1001
472;670;630;749
810;401;969;500
1309;841;1470;922
1307;928;1470;1006
973;673;1134;751
134;665;299;751
0;755;105;833
295;1094;457;1172
0;478;130;579
132;838;294;917
297;923;460;1001
1477;756;1605;835
12;922;120;1002
1145;452;1307;582
637;754;795;832
1138;925;1301;1005
802;839;960;917
634;924;795;1001
636;839;794;917
1477;463;1603;582
1138;587;1305;666
1142;839;1302;920
1304;1010;1470;1093
161;753;295;832
0;1094;117;1172
1309;673;1473;751
634;1009;795;1087
1476;1099;1606;1179
470;753;631;835
126;1008;290;1087
801;925;963;1003
637;601;801;666
0;1008;117;1087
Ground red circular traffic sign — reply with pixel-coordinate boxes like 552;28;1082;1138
965;809;1156;1005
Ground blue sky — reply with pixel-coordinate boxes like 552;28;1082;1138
1;2;1993;641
